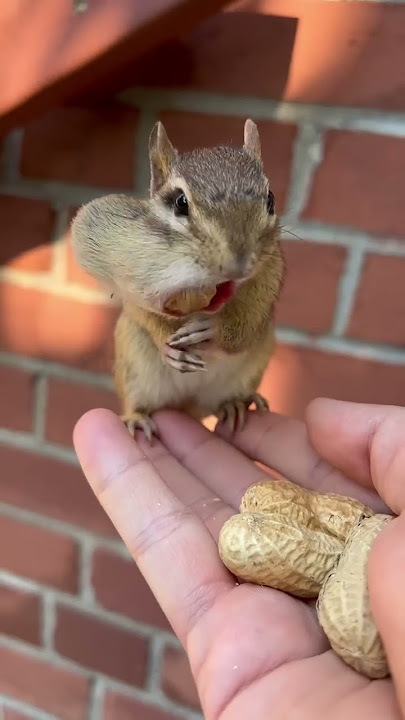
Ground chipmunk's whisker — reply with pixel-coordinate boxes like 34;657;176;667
280;226;304;242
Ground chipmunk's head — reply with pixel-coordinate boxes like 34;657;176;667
70;119;281;317
143;118;280;314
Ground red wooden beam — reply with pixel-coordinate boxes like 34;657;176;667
0;0;232;133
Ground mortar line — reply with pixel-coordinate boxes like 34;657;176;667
0;351;114;388
32;374;48;441
118;88;405;136
280;222;405;254
0;179;120;206
0;428;79;464
0;570;173;641
78;535;97;603
0;503;127;555
283;122;325;222
0;264;111;304
88;676;105;720
0;696;61;720
0;635;193;718
145;631;165;694
274;327;405;364
331;243;365;336
41;591;56;651
98;675;196;719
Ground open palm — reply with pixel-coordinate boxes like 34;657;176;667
74;398;405;720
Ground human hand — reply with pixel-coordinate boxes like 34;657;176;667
73;399;405;720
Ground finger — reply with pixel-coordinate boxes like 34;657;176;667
73;409;233;645
305;398;386;487
153;410;266;508
215;409;383;511
306;399;405;514
135;430;233;539
369;512;405;716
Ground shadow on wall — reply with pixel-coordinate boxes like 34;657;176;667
114;0;390;108
121;12;297;100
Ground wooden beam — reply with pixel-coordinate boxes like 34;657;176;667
0;0;232;133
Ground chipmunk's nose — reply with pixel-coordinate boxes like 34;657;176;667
220;253;256;280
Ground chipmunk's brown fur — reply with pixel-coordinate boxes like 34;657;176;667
71;119;285;439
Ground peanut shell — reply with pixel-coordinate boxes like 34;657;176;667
317;513;392;678
241;480;374;543
164;286;216;314
218;510;344;597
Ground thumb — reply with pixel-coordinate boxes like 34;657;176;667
369;512;405;716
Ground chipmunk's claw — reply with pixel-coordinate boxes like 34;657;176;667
162;343;207;373
217;393;269;433
121;413;158;444
168;318;215;349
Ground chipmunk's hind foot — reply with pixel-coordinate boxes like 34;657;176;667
217;393;269;433
121;412;158;444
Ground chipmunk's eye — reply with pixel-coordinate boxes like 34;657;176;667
174;192;189;217
266;190;275;215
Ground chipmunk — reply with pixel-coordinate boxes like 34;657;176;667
70;119;285;441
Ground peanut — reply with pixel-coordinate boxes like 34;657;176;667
241;479;374;543
218;510;343;597
317;513;391;678
218;480;393;679
164;286;216;314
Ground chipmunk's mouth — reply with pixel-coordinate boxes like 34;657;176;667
205;280;235;311
162;280;235;317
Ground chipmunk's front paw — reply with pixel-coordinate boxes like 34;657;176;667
217;393;269;433
121;412;158;443
168;318;215;350
162;344;207;373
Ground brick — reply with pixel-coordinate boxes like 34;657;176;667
0;515;79;592
0;585;41;645
46;378;119;447
21;105;138;189
54;605;149;687
0;644;90;720
0;446;116;538
91;548;170;631
260;343;405;419
103;692;178;720
129;1;405;110
276;241;346;333
161;645;200;710
159;111;296;212
0;365;34;432
303;130;405;237
0;282;117;373
347;255;405;345
0;195;53;272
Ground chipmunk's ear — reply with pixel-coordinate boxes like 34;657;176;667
149;122;177;196
243;119;262;163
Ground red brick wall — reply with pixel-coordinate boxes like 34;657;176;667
1;1;405;718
